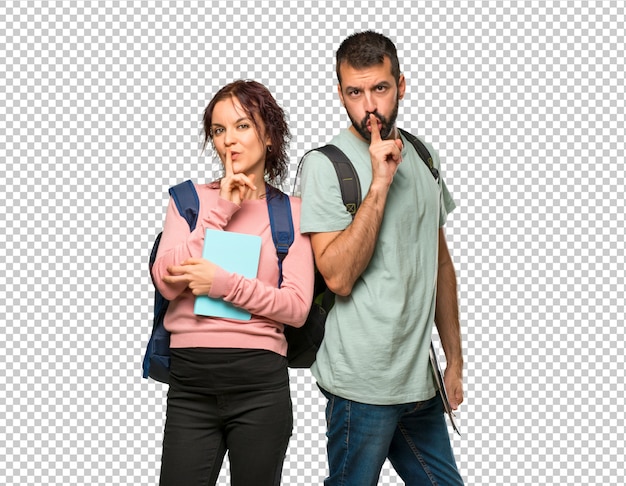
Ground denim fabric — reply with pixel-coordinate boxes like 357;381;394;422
320;388;464;486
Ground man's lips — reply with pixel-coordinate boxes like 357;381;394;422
367;120;382;131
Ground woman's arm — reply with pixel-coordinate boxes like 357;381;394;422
158;197;315;326
151;188;239;301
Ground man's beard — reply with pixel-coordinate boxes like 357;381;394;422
348;98;400;142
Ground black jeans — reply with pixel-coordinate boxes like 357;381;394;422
159;348;293;486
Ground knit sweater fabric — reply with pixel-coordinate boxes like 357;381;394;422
151;183;315;357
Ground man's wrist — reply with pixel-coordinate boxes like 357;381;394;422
445;359;464;375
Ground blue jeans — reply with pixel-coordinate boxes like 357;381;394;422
320;387;464;486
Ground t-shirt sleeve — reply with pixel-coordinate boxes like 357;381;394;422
427;141;456;227
299;150;354;234
439;177;456;227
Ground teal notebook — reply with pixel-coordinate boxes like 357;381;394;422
193;229;262;320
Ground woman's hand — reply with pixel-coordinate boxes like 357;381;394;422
219;148;257;205
162;258;218;296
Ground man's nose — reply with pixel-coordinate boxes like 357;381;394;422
363;93;376;114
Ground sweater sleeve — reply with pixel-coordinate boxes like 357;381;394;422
151;186;240;301
207;197;315;327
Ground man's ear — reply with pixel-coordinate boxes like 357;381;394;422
398;74;406;100
337;83;345;106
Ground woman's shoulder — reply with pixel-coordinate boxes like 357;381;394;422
286;194;303;225
274;188;302;213
194;180;220;197
287;194;302;207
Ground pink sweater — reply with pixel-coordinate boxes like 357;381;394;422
151;183;315;357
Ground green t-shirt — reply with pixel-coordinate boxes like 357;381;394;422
300;128;456;405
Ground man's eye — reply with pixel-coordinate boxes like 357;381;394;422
348;89;360;96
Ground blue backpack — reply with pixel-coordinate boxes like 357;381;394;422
142;182;299;383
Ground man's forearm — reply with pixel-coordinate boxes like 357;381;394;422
435;256;463;372
314;185;389;296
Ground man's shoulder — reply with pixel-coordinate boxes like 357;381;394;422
398;129;442;168
301;130;353;172
308;129;352;153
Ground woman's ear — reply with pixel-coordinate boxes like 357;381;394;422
265;131;272;152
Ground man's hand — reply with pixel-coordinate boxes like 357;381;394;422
443;366;464;410
368;113;403;189
310;114;403;296
162;258;218;296
219;148;257;205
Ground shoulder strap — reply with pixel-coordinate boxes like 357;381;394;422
266;186;294;287
398;129;439;181
315;145;362;217
296;145;361;217
168;180;200;230
150;180;199;277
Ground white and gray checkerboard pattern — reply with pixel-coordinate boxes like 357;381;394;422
1;1;624;484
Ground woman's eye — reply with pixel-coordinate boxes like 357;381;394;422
212;127;224;135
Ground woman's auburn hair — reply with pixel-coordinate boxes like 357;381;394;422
202;80;290;185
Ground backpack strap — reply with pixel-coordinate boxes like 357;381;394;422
315;145;362;216
296;146;361;217
150;180;199;279
266;186;294;287
296;129;435;218
398;129;439;181
168;180;200;231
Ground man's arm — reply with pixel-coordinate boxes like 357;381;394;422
435;227;464;409
310;183;389;296
311;115;402;296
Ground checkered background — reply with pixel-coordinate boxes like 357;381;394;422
1;1;624;484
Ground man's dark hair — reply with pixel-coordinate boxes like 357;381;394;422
336;31;401;85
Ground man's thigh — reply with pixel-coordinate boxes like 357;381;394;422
320;388;401;486
389;393;464;485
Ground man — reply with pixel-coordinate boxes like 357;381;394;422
300;31;465;485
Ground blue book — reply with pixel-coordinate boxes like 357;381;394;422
193;229;262;320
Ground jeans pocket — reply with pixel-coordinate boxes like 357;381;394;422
318;384;335;428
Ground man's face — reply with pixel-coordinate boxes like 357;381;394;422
337;56;406;142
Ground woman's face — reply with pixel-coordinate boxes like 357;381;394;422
210;97;269;178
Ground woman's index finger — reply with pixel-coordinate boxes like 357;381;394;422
223;148;233;176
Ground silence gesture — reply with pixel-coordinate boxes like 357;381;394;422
368;113;403;189
219;148;257;205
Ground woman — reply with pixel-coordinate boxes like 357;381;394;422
152;80;314;486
